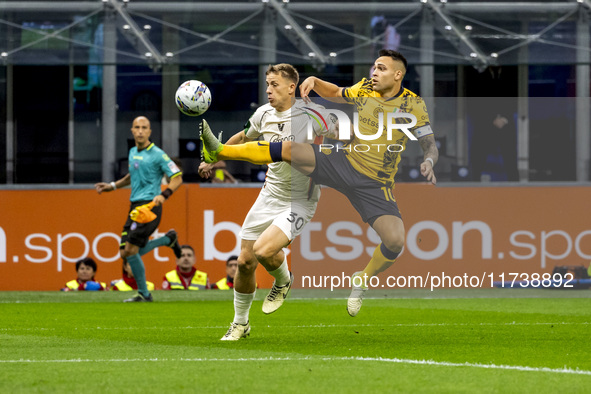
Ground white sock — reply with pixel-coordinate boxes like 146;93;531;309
268;256;290;287
233;290;256;325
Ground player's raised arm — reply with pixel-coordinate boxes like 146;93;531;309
226;129;254;146
419;134;439;185
299;76;343;102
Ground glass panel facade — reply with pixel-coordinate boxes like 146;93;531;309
0;1;589;184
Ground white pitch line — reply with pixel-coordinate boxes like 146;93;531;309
0;321;589;332
350;357;591;376
0;356;589;376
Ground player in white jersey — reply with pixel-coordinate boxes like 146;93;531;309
198;64;334;341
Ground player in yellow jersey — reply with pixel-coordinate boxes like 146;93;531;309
200;50;438;316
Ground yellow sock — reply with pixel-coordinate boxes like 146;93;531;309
219;141;273;165
361;243;400;277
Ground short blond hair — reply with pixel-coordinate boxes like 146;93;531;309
266;63;299;85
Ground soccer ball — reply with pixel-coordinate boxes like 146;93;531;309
175;80;212;116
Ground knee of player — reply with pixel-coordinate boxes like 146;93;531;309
121;247;138;259
237;255;257;274
382;234;404;253
252;244;277;263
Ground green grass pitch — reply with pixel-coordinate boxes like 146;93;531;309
1;289;590;393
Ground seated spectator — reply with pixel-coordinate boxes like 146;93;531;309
62;257;107;291
110;259;155;291
211;161;238;184
162;245;208;290
211;255;238;290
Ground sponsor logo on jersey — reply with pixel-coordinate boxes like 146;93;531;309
269;134;295;142
373;106;385;117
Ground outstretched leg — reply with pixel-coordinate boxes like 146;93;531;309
200;120;280;164
199;120;317;174
137;229;181;258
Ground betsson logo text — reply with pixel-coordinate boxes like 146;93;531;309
2;218;589;270
203;211;591;267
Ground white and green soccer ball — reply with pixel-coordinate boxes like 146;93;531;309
175;80;212;116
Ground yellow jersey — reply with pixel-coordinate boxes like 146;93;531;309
341;78;433;187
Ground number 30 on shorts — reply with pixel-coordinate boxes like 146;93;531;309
287;212;305;230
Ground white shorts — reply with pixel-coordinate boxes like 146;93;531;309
239;190;318;241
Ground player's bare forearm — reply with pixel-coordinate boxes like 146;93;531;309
95;174;130;194
300;77;343;100
419;134;438;185
419;134;438;164
226;130;252;146
313;78;342;97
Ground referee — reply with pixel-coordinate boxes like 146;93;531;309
95;116;183;302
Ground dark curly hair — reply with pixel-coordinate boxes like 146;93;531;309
378;49;408;72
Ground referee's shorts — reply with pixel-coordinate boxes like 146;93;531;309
120;200;163;248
